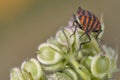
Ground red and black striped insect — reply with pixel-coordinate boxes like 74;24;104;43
71;7;102;49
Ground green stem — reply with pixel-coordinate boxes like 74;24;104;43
70;57;91;80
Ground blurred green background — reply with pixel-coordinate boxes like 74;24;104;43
0;0;120;80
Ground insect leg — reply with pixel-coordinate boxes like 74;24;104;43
95;29;102;40
95;30;107;54
70;14;79;37
95;30;105;45
79;34;91;50
70;14;83;37
72;14;83;29
79;32;85;39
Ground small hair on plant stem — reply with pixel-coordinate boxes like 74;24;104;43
60;27;71;53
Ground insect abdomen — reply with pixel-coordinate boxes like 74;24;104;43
77;7;101;33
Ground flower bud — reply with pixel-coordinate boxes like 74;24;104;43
42;60;67;72
91;54;111;79
21;58;43;80
53;72;72;80
37;43;63;65
63;68;79;80
56;27;74;46
10;68;25;80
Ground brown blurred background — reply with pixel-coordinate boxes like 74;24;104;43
0;0;120;80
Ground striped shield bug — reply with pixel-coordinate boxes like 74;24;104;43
71;7;103;50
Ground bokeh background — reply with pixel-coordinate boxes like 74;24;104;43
0;0;120;80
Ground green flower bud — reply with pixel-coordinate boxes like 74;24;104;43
21;58;43;80
81;56;92;71
102;45;118;72
56;27;74;45
10;68;25;80
53;72;72;80
47;37;62;49
42;59;67;72
37;43;63;65
63;68;79;80
91;54;111;79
